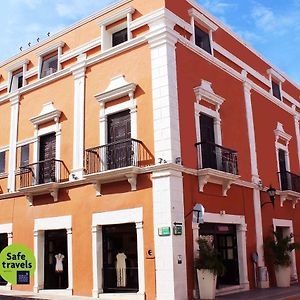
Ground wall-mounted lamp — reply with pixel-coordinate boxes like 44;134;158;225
261;185;276;208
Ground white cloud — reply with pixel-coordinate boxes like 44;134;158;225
200;0;236;15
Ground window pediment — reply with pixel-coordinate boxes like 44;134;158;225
274;122;291;145
30;102;61;126
194;80;224;110
95;75;137;103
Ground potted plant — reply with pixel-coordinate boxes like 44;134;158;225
266;230;300;287
195;236;225;299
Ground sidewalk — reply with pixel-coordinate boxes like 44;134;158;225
217;284;300;300
1;286;300;300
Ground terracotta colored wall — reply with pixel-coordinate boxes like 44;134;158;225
176;44;251;181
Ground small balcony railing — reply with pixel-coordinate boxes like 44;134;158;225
85;138;152;175
195;141;239;175
278;171;300;193
20;159;70;188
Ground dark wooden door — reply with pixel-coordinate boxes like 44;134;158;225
279;149;288;190
200;113;216;169
39;133;56;184
107;111;131;170
44;229;68;289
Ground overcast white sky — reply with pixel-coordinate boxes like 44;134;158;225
0;0;299;83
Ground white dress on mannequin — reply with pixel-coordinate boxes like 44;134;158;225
116;252;127;287
55;253;64;273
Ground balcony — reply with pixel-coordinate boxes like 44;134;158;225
85;138;153;195
195;141;240;196
19;159;69;205
278;171;300;208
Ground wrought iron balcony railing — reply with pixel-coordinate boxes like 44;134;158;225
195;141;239;175
85;138;153;175
278;171;300;193
20;159;70;188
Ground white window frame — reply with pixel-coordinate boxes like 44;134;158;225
0;223;13;290
34;216;73;295
95;75;137;147
6;59;29;93
189;8;218;56
192;212;249;297
268;68;285;101
273;218;298;281
92;207;145;299
98;7;135;52
274;122;292;189
36;41;65;79
194;80;224;168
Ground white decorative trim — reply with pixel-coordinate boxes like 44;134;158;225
35;41;65;57
188;8;218;31
5;59;29;72
294;114;300;170
274;122;292;145
60;37;101;63
70;54;87;179
7;93;20;193
268;68;285;83
96;75;138;147
98;7;135;27
194;212;249;294
92;208;145;298
95;75;137;103
0;82;7;92
24;67;38;79
34;216;72;293
273;219;297;281
30;102;61;126
279;191;300;209
242;78;259;183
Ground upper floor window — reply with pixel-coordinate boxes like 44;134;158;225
36;41;65;79
268;68;285;101
195;26;211;54
272;80;281;100
6;59;29;93
189;8;218;55
9;69;23;92
0;152;5;174
41;52;58;78
112;28;128;47
20;144;29;167
98;7;135;51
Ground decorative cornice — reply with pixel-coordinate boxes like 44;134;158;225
268;68;285;83
5;59;29;72
36;41;65;57
98;6;135;27
95;75;136;103
188;8;218;31
274;122;292;143
194;80;224;109
30;102;61;126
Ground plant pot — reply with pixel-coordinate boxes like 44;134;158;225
275;265;291;287
197;269;217;299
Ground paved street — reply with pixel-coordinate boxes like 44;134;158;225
217;284;300;300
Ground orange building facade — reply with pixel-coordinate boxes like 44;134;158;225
0;0;300;299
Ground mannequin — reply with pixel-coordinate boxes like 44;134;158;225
55;253;64;273
116;252;127;287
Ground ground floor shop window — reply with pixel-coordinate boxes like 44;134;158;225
44;229;68;289
199;223;240;287
0;234;7;286
102;223;138;293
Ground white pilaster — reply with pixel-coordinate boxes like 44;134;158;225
243;80;259;183
136;221;145;295
152;169;187;300
66;228;73;293
294;114;300;169
242;76;268;287
33;230;45;293
147;16;181;164
92;225;103;297
8;92;20;192
70;54;87;180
